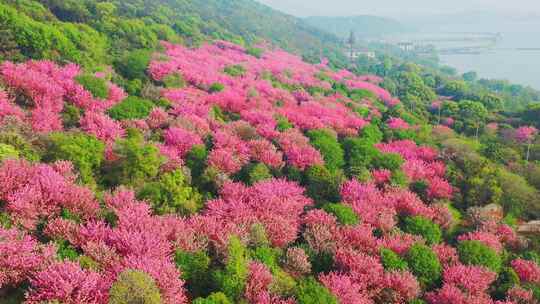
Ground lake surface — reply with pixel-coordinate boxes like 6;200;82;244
439;31;540;90
397;20;540;90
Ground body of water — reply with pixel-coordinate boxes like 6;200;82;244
439;31;540;90
394;19;540;90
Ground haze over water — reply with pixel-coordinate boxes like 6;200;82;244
434;19;540;90
258;0;540;90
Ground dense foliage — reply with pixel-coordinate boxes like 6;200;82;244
1;1;540;303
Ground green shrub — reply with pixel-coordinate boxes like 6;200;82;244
343;137;381;176
402;216;442;245
251;245;281;272
249;223;270;247
163;72;186;88
186;145;209;184
372;152;404;171
209;83;225;93
108;96;155;121
246;47;263;58
296;277;337;304
360;124;384;144
307;129;344;172
276;116;293;131
270;270;297;297
193;292;231;304
107;130;164;187
239;163;272;185
304;165;341;205
78;255;99;271
125;78;143;95
380;248;409;271
322;203;359;225
174;250;211;298
0;132;39;161
458;240;502;272
406;243;442;288
213;236;249;302
492;267;520;300
75;73;108;99
390;169;409;187
0;212;13;228
523;283;540;301
115;49;152;80
55;239;79;261
521;251;540;264
109;269;162;304
0;143;18;161
46;132;105;185
410;180;429;200
61;104;81;128
223;64;246;77
138;169;203;215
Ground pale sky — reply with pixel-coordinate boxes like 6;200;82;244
256;0;540;17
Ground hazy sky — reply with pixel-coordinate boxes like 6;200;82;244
256;0;540;17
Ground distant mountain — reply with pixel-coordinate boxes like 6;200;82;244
304;15;413;39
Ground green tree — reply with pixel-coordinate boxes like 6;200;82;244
343;137;380;177
75;73;109;99
193;293;231;304
380;248;409;272
45;132;105;185
458;100;488;138
108;96;155;120
440;80;469;99
174;250;212;298
458;240;502;272
322;203;359;226
0;143;19;161
238;162;272;185
406;243;442;288
307;129;345;172
213;236;249;302
296;277;337;304
107;130;164;187
303;165;342;205
109;269;162;304
115;49;152;80
138;169;203;215
402;216;442;245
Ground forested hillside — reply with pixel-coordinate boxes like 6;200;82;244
1;1;540;304
0;0;347;67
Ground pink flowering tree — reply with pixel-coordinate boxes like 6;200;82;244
515;126;538;162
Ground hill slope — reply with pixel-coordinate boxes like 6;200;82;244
0;0;347;66
2;1;540;304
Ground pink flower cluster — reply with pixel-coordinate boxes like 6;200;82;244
387;117;410;130
512;259;540;284
341;180;448;232
0;228;55;288
426;264;497;304
30;188;189;303
204;179;313;248
0;159;99;230
515;126;538;143
146;41;377;171
377;140;453;200
0;61;126;133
